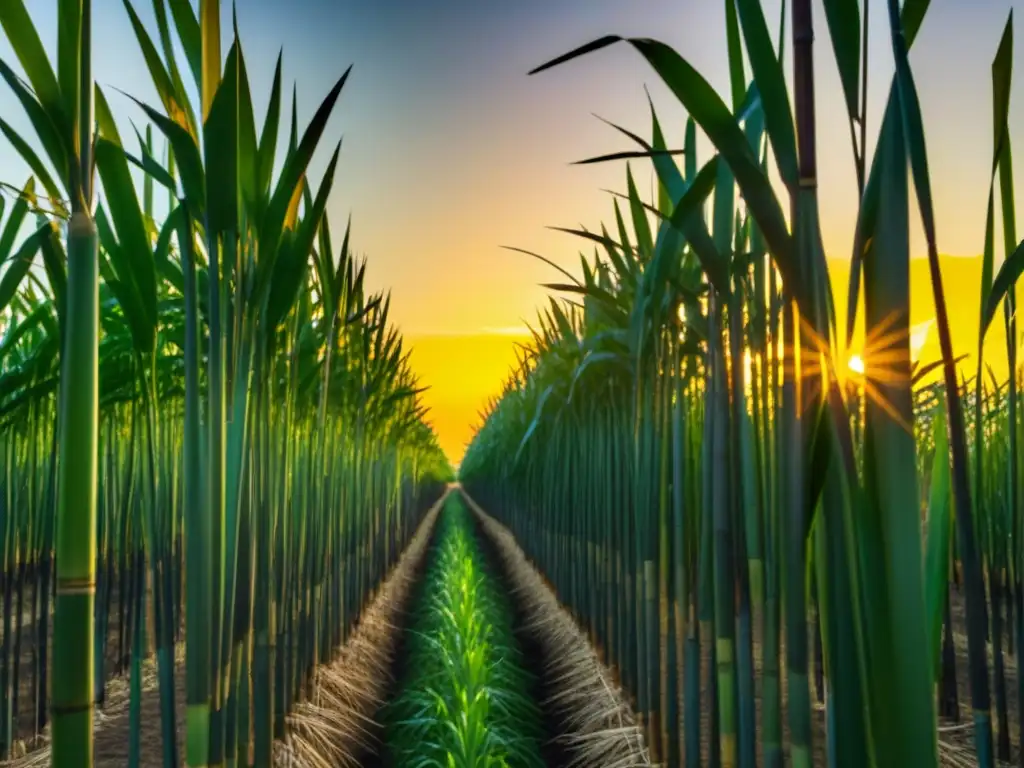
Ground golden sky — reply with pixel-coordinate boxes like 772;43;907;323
829;257;1010;380
406;333;529;463
410;256;1013;464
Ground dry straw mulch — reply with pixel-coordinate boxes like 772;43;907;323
275;493;443;767
463;490;651;768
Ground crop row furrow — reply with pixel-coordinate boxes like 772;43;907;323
385;494;545;767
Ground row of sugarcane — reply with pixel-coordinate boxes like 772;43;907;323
0;393;449;762
461;0;1024;766
0;1;452;767
384;493;546;767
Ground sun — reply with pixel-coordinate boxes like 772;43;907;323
848;354;865;375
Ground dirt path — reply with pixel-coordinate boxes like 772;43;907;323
462;488;652;767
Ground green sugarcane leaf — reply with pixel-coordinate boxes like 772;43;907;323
685;115;697;179
258;65;350;271
96;234;122;296
165;0;202;89
513;385;555;466
625;164;653;260
891;38;993;761
123;0;193;135
846;85;895;346
0;2;63;125
666;157;725;284
599;222;634;284
128;95;206;213
204;40;239;234
199;0;221;120
95;204;154;354
821;0;861;120
0;59;70;195
734;0;799;187
258;52;284;199
94;84;121;143
150;0;200;137
0;224;46;315
723;0;746;111
265;142;342;333
997;168;1016;290
865;9;940;755
901;0;931;49
57;0;81;135
549;226;626;256
154;204;186;293
331;216;352;316
574;147;686;166
994;12;1015;276
0;304;50;362
982;239;1024;335
614;199;634;271
94;139;158;340
288;84;299;156
923;401;951;681
37;218;66;321
142;125;155;219
645;151;727;295
236;41;260;224
978;19;1014;333
647;97;675;218
125;147;177;195
578;40;785;279
0;178;35;262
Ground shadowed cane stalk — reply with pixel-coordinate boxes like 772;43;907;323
786;0;818;764
52;0;100;766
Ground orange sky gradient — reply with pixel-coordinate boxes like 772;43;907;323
406;333;529;463
409;256;1016;464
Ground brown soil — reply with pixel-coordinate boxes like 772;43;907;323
942;588;1021;767
0;583;159;758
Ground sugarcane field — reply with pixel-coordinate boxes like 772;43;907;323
2;0;1024;766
